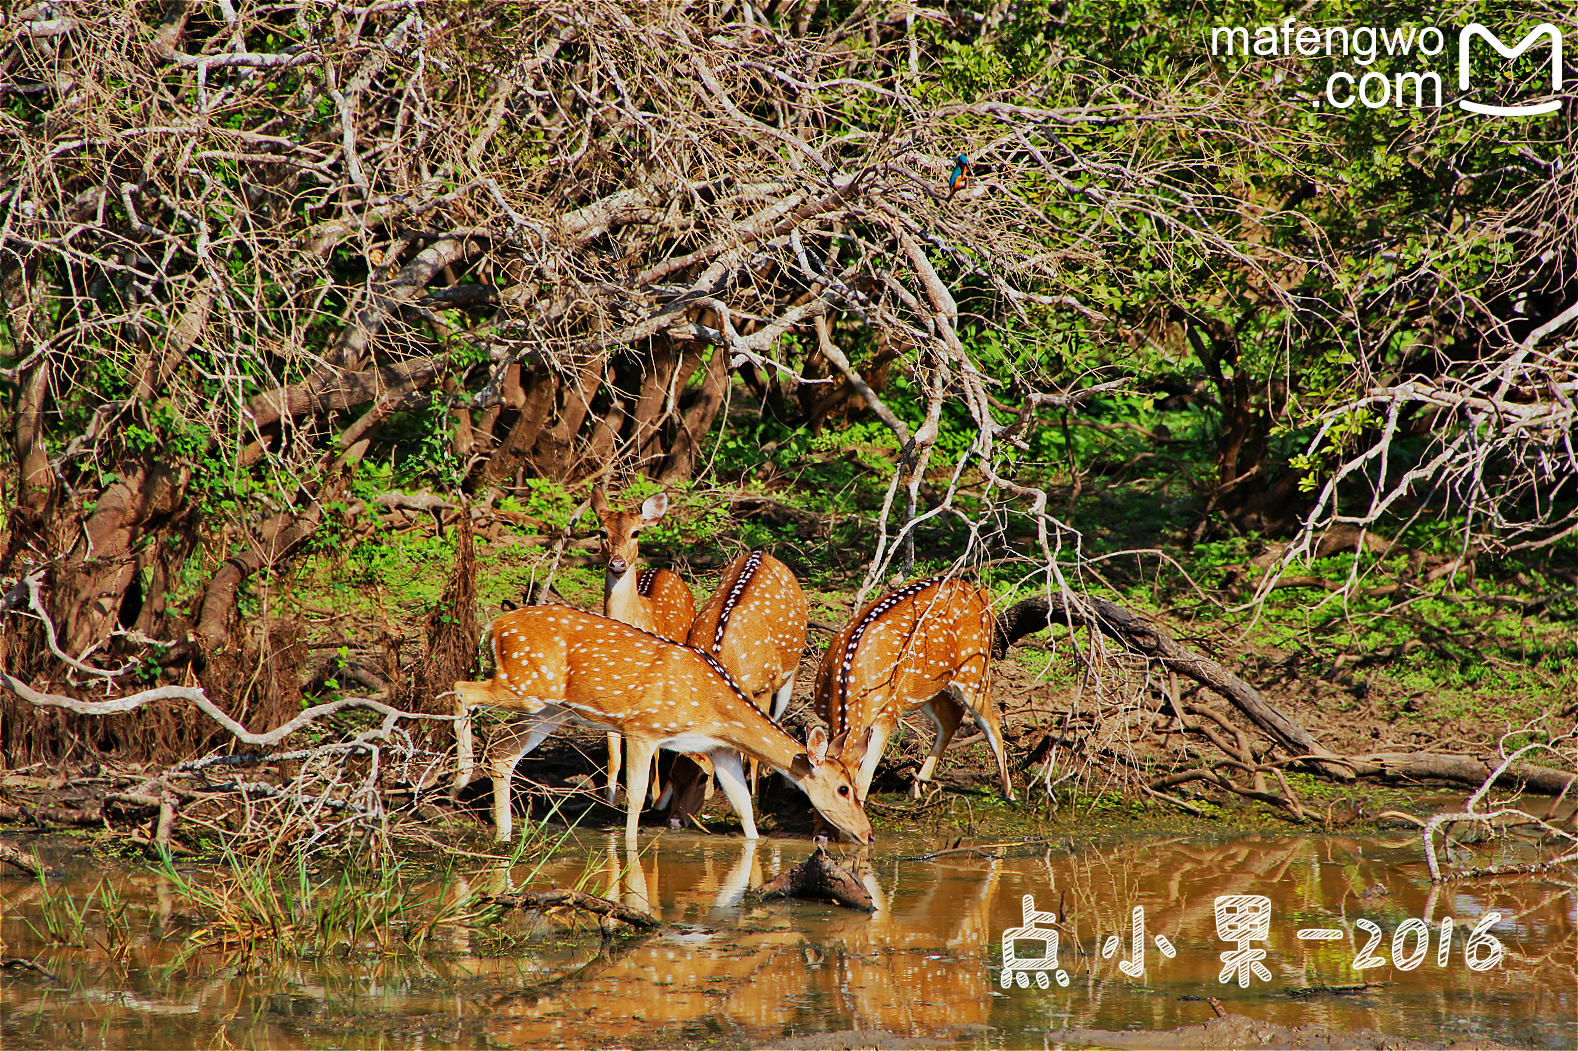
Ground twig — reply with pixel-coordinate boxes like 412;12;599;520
0;842;50;877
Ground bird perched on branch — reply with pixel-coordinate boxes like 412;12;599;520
948;154;969;195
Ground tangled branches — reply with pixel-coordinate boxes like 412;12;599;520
0;2;1277;721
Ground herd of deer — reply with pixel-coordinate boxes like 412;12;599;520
451;488;1018;849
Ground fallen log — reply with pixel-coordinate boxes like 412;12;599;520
0;801;100;828
993;595;1349;779
1346;752;1576;795
485;888;660;928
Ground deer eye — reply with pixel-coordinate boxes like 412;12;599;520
630;528;643;537
838;785;850;797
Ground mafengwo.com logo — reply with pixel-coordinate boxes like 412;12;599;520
1208;19;1564;115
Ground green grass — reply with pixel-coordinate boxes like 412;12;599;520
149;828;564;965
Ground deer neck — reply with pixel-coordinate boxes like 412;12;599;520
692;652;808;776
604;566;658;633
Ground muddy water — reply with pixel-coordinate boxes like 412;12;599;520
2;827;1573;1050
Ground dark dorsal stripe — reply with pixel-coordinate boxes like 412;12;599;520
637;567;660;597
691;642;796;752
710;551;764;656
834;576;946;733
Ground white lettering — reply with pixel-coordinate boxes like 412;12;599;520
1326;71;1355;108
1211;26;1249;55
1359;71;1390;108
1395;71;1442;108
1353;27;1378;64
1382;26;1417;55
1253;25;1278;56
1418;27;1445;56
1296;27;1321;55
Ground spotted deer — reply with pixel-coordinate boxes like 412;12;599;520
688;551;808;721
663;551;809;812
591;485;697;803
814;576;1014;805
451;605;875;847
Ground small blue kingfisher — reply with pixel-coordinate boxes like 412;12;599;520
948;154;969;194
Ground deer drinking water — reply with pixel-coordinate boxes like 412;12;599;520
451;605;875;848
814;576;1015;804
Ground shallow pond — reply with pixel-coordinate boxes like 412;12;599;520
2;821;1574;1049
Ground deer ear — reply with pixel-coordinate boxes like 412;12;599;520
590;486;609;514
805;724;830;765
640;491;669;524
842;726;875;768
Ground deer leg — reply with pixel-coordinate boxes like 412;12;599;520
914;694;965;798
947;681;1016;801
854;713;896;804
451;691;476;795
770;673;795;723
605;732;622;804
622;737;659;848
710;748;759;839
488;705;572;841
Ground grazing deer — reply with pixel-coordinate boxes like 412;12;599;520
667;551;808;814
814;576;1015;804
590;486;697;803
451;605;875;848
688;551;808;720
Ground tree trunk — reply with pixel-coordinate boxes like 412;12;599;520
661;345;728;483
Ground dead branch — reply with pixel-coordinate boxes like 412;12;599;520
0;671;452;748
993;594;1346;777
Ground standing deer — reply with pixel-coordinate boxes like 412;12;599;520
689;550;808;720
590;486;696;803
451;605;875;847
667;551;808;813
814;576;1015;804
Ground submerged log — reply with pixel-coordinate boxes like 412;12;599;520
485;887;660;928
0;841;51;878
752;847;874;911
